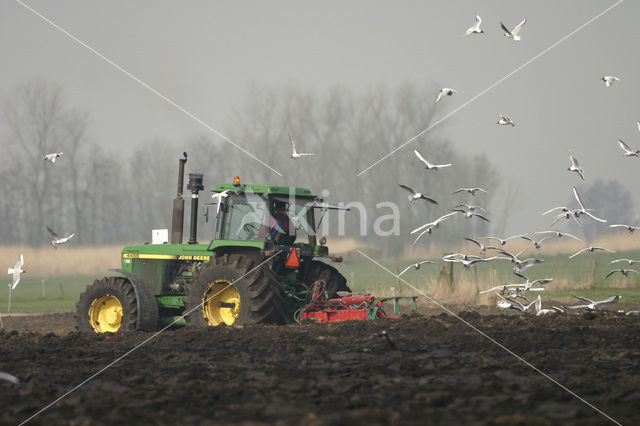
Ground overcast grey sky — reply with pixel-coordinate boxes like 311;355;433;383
1;0;638;236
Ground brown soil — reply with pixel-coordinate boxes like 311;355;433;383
1;308;639;425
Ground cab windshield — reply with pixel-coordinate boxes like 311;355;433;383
213;193;316;244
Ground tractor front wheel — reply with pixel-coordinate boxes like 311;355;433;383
184;254;287;327
76;277;138;333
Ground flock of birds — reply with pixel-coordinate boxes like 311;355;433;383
380;14;640;315
5;152;75;293
392;139;639;314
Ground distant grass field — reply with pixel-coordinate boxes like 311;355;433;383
343;247;640;304
0;275;102;313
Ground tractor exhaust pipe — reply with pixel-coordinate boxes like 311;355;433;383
171;152;188;244
187;173;204;244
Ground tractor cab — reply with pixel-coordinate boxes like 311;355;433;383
213;192;316;247
207;178;330;261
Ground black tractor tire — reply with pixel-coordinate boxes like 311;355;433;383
305;260;350;298
184;254;287;327
76;276;138;333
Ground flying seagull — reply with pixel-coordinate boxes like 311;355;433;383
444;256;498;270
46;225;75;248
572;187;607;223
569;246;615;259
497;115;515;126
414;149;452;170
7;254;25;290
464;237;497;255
398;184;438;205
609;258;640;266
567;150;584;180
453;187;489;196
500;18;526;41
289;134;315;159
398;260;436;277
436;88;456;104
211;190;230;215
535;230;583;242
608;224;640;234
465;15;484;35
411;212;457;244
563;295;621;310
494;292;537;314
43;152;63;163
479;234;524;246
497;248;544;273
520;235;554;250
534;296;564;316
451;209;491;222
617;140;640;157
605;269;638;279
601;76;620;87
454;204;488;214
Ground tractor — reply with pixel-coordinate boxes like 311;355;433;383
76;152;351;333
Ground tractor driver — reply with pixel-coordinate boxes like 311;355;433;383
266;200;296;245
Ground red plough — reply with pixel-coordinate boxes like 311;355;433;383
298;281;418;324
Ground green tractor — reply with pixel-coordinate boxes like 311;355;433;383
76;153;350;333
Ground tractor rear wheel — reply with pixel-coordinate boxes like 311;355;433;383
305;260;350;298
76;277;138;333
184;254;287;327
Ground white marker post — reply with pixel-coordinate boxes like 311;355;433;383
7;284;12;313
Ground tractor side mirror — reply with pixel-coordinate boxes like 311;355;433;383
320;237;326;246
203;205;210;223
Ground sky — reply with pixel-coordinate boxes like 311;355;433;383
1;0;638;236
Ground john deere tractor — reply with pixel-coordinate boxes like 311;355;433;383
76;153;349;333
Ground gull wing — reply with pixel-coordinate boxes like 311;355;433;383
597;295;620;306
398;265;413;277
500;21;513;37
398;184;416;195
512;18;526;36
289;134;297;155
594;246;615;253
538;236;554;245
542;206;569;215
605;270;620;279
472;212;491;222
572;295;594;304
572;187;586;211
513;270;528;282
414;149;430;167
569;247;589;259
585;211;607;223
464;237;481;249
13;254;24;271
46;225;61;239
618;140;633;154
434;162;452;169
435;212;457;224
419;194;438;205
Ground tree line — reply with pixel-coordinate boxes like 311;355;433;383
2;79;630;255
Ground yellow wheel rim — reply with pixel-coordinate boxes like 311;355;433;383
202;280;240;326
88;294;123;333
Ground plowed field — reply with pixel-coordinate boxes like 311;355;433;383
1;309;639;425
